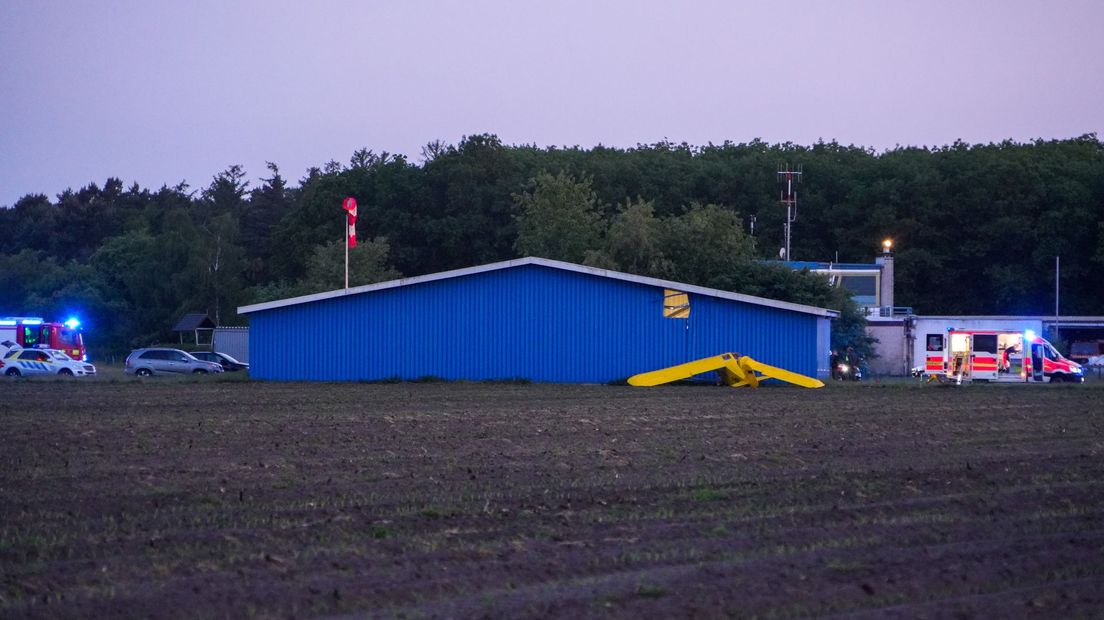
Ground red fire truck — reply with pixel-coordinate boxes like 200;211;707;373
922;328;1084;384
0;317;87;361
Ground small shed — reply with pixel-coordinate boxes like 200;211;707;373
173;313;216;346
238;257;838;383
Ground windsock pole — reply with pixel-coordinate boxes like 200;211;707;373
342;196;358;290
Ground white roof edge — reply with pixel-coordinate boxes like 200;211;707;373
916;315;1104;321
237;259;531;314
238;256;840;318
528;258;839;317
807;267;882;273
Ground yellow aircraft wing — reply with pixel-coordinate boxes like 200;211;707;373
627;353;739;386
627;353;824;389
738;356;824;389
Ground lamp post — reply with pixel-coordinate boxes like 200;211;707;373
1054;255;1060;341
876;238;895;312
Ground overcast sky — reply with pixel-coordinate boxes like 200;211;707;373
2;0;1102;207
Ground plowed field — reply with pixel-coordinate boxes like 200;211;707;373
2;379;1103;618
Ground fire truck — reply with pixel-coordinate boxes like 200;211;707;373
921;328;1084;384
0;317;87;361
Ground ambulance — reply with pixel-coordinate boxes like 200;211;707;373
921;328;1084;384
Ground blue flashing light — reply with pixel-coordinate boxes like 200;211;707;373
22;319;42;326
64;318;81;329
1025;329;1036;341
0;320;15;326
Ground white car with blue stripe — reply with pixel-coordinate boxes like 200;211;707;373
2;348;97;377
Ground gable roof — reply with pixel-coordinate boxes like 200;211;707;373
172;313;216;331
238;257;839;318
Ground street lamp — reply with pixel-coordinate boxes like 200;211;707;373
882;238;893;253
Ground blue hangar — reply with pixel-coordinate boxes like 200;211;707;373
237;257;838;383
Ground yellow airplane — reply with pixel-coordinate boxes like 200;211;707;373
627;353;824;389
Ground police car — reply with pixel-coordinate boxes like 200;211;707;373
1;348;97;377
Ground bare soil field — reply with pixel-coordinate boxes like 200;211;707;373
1;379;1103;618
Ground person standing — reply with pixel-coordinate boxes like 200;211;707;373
842;346;858;381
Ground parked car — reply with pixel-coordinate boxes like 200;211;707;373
190;351;249;372
125;348;224;376
1069;340;1104;365
2;348;97;377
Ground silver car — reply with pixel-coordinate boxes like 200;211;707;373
125;348;224;376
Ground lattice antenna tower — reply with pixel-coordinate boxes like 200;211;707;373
777;163;802;260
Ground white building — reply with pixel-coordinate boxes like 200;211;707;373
789;246;1104;376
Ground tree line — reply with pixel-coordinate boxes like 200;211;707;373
2;134;1102;358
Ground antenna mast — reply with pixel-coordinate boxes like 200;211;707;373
777;163;802;260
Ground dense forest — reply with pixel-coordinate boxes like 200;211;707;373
2;134;1102;358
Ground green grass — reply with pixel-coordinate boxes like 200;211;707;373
691;487;729;502
636;584;667;598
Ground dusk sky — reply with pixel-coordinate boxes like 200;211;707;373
2;0;1102;207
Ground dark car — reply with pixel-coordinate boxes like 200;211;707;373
125;348;224;376
191;351;249;372
1069;340;1104;365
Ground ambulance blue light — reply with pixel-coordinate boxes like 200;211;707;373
65;318;80;329
22;319;42;325
0;320;15;326
1025;329;1036;341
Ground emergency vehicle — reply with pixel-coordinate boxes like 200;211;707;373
922;328;1084;384
0;317;87;361
1;348;97;377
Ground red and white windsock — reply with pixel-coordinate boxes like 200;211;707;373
342;196;357;248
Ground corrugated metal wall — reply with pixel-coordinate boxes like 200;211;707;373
250;264;822;382
213;327;249;363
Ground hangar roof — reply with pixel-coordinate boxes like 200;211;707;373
238;257;840;318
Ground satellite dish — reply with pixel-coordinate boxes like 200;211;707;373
779;247;786;260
